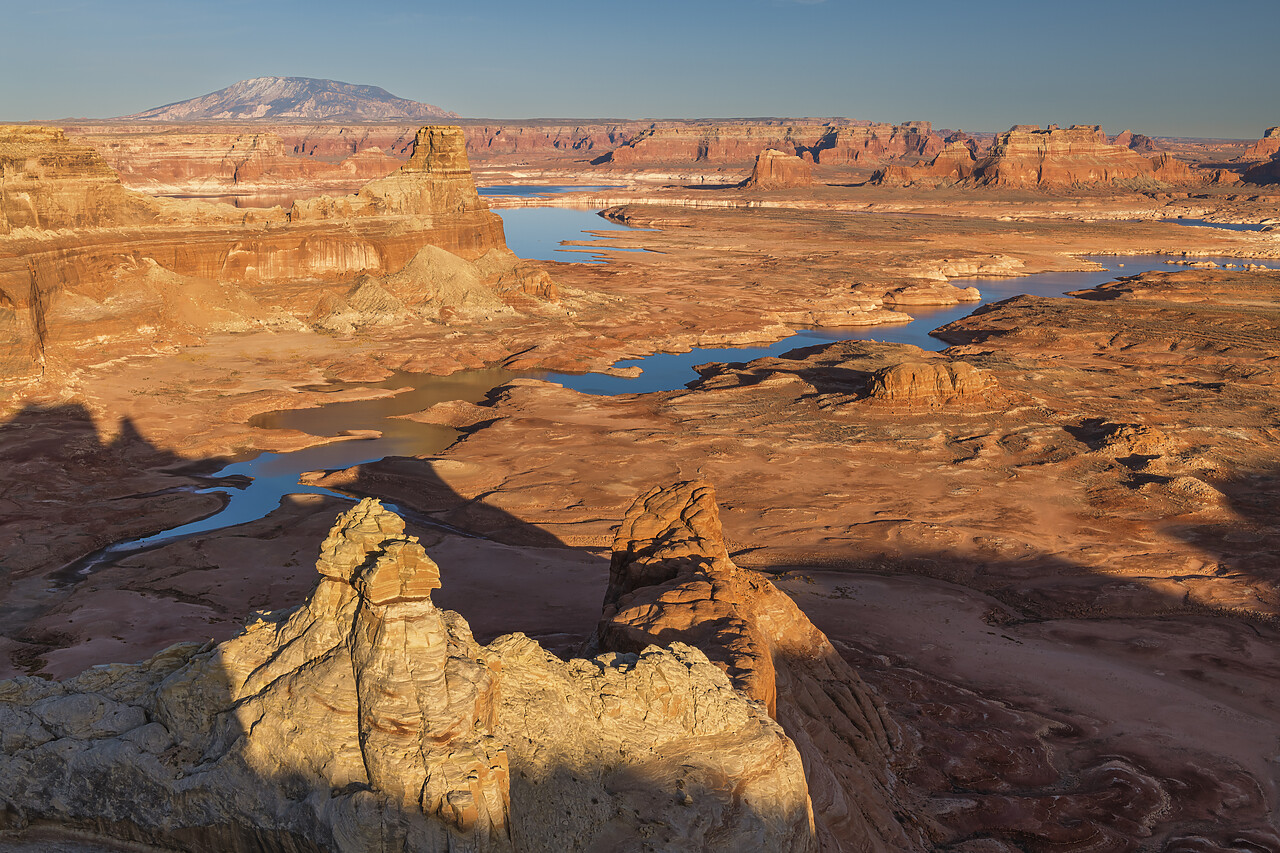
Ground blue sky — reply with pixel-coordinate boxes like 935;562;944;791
2;0;1274;138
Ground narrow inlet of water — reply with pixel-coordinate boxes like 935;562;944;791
65;203;1280;576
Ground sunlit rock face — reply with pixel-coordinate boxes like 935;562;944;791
0;497;818;852
0;124;527;386
876;124;1200;188
741;148;814;189
1241;126;1280;162
596;121;942;168
0;126;157;233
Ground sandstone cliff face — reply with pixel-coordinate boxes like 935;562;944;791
595;481;929;852
290;126;495;222
76;127;405;195
811;122;942;166
873;140;976;186
0;498;816;852
0;127;157;234
1240;126;1280;162
880;125;1202;189
596;121;941;168
1;124;527;383
741;148;815;189
967;125;1201;188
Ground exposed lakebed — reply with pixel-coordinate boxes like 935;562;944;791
67;206;1280;573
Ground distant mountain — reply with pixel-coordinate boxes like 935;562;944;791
117;76;457;122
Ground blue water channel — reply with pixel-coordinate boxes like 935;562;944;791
542;252;1280;395
63;208;1280;576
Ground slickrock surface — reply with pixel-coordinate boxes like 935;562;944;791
0;498;816;852
741;148;814;189
311;267;1280;849
595;481;929;851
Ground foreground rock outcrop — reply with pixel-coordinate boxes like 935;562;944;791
0;497;818;852
596;481;929;852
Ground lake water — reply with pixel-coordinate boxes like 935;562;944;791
1165;218;1273;232
479;185;624;198
544;253;1280;395
495;207;648;263
66;207;1280;573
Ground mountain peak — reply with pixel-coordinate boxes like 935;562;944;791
116;76;457;122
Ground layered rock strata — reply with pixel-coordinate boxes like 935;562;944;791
0;124;542;384
741;148;815;189
876;124;1200;188
595;481;928;852
0;127;157;232
1240;126;1280;162
596;121;942;168
0;498;816;852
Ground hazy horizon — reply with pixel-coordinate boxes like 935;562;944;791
4;0;1275;139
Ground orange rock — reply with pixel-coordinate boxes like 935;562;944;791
597;481;929;850
1241;126;1280;162
740;148;814;189
881;124;1202;188
865;359;999;407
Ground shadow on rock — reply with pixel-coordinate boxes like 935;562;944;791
0;497;819;852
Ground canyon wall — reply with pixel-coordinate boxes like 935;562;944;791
596;121;942;167
1240;126;1280;162
0;124;533;385
876;124;1201;188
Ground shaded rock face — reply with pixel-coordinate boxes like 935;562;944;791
873;140;976;186
1243;151;1280;186
596;481;930;852
0;497;817;852
1110;129;1159;152
741;148;814;189
118;76;457;122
